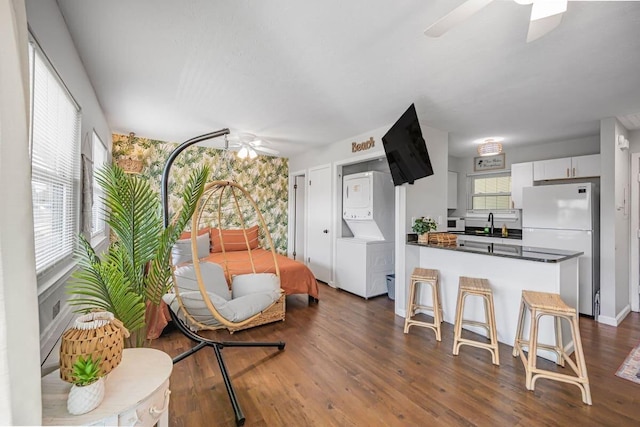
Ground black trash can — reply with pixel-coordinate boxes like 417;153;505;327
386;274;395;300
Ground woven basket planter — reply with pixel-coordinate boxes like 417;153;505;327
59;312;129;383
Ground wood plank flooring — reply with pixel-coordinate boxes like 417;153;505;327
150;283;640;426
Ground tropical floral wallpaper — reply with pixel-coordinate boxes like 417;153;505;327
112;133;289;253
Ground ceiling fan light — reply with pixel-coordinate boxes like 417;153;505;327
238;146;248;159
248;148;258;159
477;141;503;156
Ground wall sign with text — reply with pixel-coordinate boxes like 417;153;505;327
352;137;375;153
474;153;505;172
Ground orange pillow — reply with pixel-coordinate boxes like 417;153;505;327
179;227;210;240
210;225;259;253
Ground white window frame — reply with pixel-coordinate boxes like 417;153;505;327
467;171;512;211
91;131;108;243
28;38;82;289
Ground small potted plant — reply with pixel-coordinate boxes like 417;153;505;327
67;355;105;415
412;217;437;243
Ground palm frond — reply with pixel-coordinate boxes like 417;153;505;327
146;165;209;305
69;236;146;333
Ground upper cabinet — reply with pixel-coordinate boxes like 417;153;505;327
447;171;458;209
510;162;533;209
533;154;600;181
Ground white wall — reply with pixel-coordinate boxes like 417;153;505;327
289;125;390;172
25;0;111;368
599;118;631;325
0;0;41;423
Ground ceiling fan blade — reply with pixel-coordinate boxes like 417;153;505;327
424;0;494;37
526;0;567;42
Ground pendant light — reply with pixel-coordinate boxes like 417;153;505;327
476;137;504;157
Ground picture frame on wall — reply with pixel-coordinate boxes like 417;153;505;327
474;154;505;172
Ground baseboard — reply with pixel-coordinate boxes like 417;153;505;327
598;304;631;327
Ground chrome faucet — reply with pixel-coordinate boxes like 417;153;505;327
488;212;494;235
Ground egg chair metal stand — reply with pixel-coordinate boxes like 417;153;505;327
161;129;286;427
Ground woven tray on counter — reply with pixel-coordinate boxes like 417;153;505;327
427;232;458;245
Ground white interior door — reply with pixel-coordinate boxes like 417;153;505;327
307;165;332;283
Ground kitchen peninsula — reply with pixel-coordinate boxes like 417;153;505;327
407;237;583;361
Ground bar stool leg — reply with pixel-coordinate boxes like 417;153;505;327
525;308;539;390
404;278;417;334
431;281;442;341
512;298;526;358
554;315;565;367
570;315;592;405
452;287;464;355
486;293;500;365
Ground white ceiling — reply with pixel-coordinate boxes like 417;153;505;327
56;0;640;158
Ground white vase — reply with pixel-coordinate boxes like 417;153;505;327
67;377;105;415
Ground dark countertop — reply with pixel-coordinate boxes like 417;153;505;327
407;236;582;263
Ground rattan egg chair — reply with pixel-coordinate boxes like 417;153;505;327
160;130;285;427
168;180;286;334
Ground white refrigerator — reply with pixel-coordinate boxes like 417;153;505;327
522;183;600;316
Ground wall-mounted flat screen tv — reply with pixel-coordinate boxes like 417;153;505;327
382;103;434;186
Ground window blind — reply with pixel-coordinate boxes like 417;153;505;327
91;131;107;237
30;42;81;276
470;173;512;210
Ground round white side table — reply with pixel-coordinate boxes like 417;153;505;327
42;348;173;426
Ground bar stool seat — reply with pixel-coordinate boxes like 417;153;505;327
404;268;442;341
452;276;499;365
512;290;592;405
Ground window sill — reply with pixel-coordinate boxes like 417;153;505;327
37;259;77;299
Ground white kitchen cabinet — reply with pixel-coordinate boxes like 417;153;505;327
447;171;458;209
533;157;572;180
533;154;600;181
572;154;600;178
510;162;533;209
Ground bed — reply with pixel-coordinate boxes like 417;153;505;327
203;248;319;301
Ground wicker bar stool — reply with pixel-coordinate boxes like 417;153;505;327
452;276;499;365
512;290;592;405
404;268;442;341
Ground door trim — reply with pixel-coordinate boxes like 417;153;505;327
288;170;306;260
332;153;388;289
307;163;333;285
631;152;639;312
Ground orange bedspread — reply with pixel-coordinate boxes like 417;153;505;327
203;248;319;299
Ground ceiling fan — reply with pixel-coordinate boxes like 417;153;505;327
225;132;280;159
425;0;568;43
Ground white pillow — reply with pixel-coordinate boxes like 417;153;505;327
173;262;231;300
172;233;209;265
231;273;280;299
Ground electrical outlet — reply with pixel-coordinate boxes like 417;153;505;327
411;216;417;225
52;300;60;319
437;215;442;225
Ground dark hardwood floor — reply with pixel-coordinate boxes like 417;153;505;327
150;283;640;426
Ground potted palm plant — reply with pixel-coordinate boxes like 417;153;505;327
68;163;209;347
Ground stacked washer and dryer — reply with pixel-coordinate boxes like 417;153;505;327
335;171;395;299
